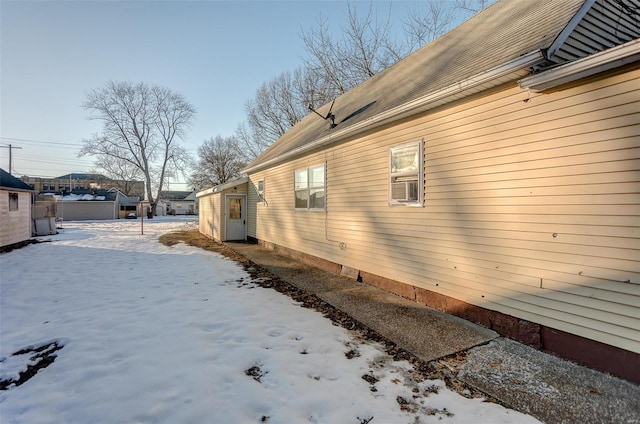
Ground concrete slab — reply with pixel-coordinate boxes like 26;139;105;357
226;242;640;423
319;284;498;361
458;338;640;424
227;242;497;361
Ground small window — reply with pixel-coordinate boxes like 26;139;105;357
257;179;265;205
294;164;325;210
229;198;242;219
9;192;19;211
389;141;423;206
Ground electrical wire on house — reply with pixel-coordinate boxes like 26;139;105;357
324;149;347;250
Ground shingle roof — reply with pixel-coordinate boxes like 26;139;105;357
246;0;587;172
158;191;194;201
0;168;34;191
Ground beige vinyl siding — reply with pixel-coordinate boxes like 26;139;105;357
249;66;640;353
198;192;221;241
247;181;258;238
250;153;330;253
0;190;32;247
199;183;248;242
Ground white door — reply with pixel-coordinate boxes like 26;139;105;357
225;195;246;241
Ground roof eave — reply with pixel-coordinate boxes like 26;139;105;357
243;50;545;175
519;39;640;92
196;176;249;197
0;186;34;193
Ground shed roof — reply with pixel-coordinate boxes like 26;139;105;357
0;168;34;191
41;188;120;201
196;176;249;198
245;0;636;173
158;191;195;201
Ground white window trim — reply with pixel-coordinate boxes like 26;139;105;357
294;163;326;211
389;140;423;207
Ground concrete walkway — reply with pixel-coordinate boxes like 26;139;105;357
227;242;640;424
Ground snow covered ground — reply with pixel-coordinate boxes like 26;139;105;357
0;218;540;423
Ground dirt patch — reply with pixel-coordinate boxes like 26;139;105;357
245;364;268;383
0;341;64;390
0;239;50;254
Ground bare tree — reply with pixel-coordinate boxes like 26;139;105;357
240;66;336;161
245;71;301;142
301;3;398;96
189;136;245;190
91;155;144;196
235;122;270;163
238;1;494;162
80;81;195;214
341;3;395;83
394;0;457;60
455;0;493;14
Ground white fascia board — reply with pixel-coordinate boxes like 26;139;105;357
196;176;248;198
244;50;544;174
196;188;215;198
519;39;640;92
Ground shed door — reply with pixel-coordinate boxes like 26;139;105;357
225;195;246;241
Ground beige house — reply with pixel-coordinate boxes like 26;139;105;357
200;0;640;382
197;177;249;242
1;168;35;248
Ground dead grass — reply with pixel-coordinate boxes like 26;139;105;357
158;230;248;263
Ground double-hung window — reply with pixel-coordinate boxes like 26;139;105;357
389;140;423;206
294;164;325;210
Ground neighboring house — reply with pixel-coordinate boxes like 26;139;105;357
159;190;198;215
201;0;640;381
39;188;134;221
197;177;249;241
0;168;35;248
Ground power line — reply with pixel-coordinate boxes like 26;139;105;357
0;137;84;147
19;158;93;167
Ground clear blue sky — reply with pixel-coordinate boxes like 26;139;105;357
1;0;463;189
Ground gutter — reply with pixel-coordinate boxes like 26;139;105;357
196;176;249;198
519;38;640;92
243;50;544;174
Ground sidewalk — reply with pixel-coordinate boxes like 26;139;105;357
227;242;640;424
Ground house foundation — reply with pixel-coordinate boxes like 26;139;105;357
256;238;640;384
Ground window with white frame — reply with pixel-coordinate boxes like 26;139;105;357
389;141;423;206
9;192;19;211
257;179;265;204
294;164;325;210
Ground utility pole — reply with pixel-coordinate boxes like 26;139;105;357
0;144;23;174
